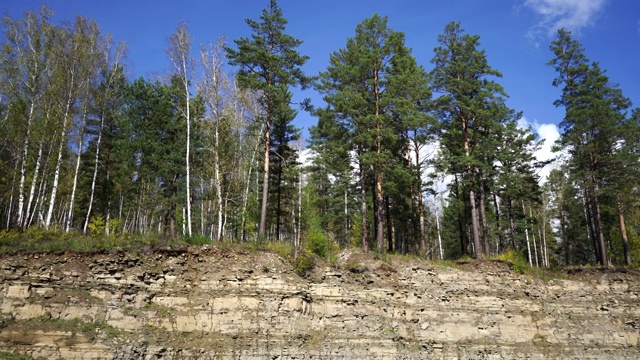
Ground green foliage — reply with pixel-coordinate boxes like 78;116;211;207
498;249;530;274
87;216;106;235
293;249;315;277
182;234;211;246
31;316;122;340
630;233;640;268
313;13;433;254
225;0;309;239
346;261;367;274
348;219;363;249
0;228;178;254
266;241;294;260
0;351;33;360
305;224;335;259
548;28;638;266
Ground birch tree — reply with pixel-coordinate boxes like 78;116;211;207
65;17;104;232
199;37;229;242
83;41;127;234
167;22;194;237
0;6;54;229
45;19;86;229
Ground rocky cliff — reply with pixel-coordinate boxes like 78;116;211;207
1;247;639;359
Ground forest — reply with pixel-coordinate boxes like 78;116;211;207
1;1;639;268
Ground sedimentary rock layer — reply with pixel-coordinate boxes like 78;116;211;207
1;248;639;359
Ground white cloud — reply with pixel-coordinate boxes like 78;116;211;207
519;117;561;182
517;117;531;130
524;0;607;43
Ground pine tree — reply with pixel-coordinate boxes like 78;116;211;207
430;22;507;259
314;14;431;253
225;0;310;239
308;106;356;247
120;77;204;237
549;29;634;266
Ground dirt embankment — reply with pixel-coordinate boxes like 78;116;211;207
1;247;639;359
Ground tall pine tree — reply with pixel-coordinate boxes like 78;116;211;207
225;0;309;240
549;29;635;266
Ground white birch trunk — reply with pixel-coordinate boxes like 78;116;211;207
182;206;186;236
25;140;44;228
6;161;18;229
83;111;104;234
542;220;549;267
522;201;532;266
17;101;36;228
214;120;223;242
436;212;444;260
45;77;74;230
529;206;539;268
66;98;89;233
185;77;192;237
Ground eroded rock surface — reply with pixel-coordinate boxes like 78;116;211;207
1;248;639;359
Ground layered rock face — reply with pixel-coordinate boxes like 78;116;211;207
1;248;639;359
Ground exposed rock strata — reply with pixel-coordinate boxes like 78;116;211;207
1;248;639;359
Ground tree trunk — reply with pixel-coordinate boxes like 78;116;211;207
469;188;482;259
373;66;384;254
17;101;36;228
66;98;90;233
593;191;608;266
436;211;443;260
184;75;192;237
454;175;466;255
344;188;349;246
617;195;631;266
479;173;490;256
584;189;600;264
522;201;532;266
83;103;103;234
6;160;19;229
507;198;517;249
275;162;282;241
296;167;302;251
463;116;481;259
528;206;539;267
259;117;270;239
25;141;44;229
493;191;503;255
560;209;569;265
359;156;369;253
414;139;426;255
214;117;223;242
45;89;74;230
385;196;393;253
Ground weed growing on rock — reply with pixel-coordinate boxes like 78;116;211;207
0;350;34;360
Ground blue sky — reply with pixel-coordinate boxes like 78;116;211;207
3;0;639;159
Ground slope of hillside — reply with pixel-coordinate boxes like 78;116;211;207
1;247;639;359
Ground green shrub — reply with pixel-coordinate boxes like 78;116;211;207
305;225;338;260
306;226;328;258
346;262;366;274
498;248;530;274
87;216;106;235
267;241;293;259
183;234;211;246
293;250;315;277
